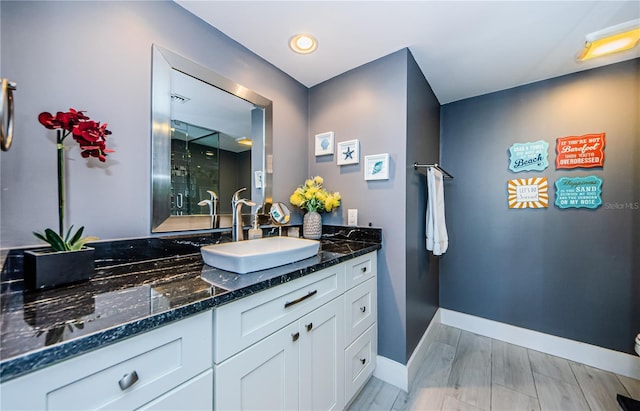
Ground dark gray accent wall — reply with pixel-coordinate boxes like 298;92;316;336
405;52;440;359
0;1;307;247
440;58;639;354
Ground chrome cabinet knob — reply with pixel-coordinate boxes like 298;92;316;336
118;371;139;391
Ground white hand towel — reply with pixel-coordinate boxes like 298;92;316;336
426;167;448;255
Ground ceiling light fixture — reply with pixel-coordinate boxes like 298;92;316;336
578;19;640;61
236;137;253;146
289;33;317;54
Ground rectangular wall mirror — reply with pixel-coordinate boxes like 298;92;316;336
151;45;273;233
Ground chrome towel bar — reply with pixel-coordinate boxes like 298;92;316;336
413;162;454;179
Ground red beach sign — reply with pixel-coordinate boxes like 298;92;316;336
556;133;605;169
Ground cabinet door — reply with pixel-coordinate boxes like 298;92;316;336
137;370;212;411
215;322;299;411
299;296;345;411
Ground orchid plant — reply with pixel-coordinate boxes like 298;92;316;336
34;109;113;251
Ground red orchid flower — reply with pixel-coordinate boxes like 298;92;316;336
38;108;114;161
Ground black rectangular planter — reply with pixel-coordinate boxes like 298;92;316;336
23;247;95;290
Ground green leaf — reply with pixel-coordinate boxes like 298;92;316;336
69;236;99;251
64;225;75;243
68;226;85;246
33;231;48;243
44;228;68;251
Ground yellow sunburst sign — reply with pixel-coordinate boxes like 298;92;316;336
508;177;549;209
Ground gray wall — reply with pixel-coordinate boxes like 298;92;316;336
0;1;307;247
440;59;639;354
405;52;440;359
309;50;408;363
308;49;441;364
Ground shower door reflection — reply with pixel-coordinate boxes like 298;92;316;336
170;120;251;217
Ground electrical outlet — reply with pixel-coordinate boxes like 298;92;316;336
347;209;358;226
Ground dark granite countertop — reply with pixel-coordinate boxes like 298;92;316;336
0;226;381;382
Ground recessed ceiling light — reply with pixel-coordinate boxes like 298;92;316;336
236;137;253;146
578;19;640;61
289;33;317;54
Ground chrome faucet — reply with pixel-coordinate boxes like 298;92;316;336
232;188;255;241
197;190;218;229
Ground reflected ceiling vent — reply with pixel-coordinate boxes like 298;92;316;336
171;93;191;104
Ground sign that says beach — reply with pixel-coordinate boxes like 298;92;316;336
556;133;605;169
508;140;549;172
555;176;603;209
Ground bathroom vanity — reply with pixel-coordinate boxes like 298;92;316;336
0;227;381;410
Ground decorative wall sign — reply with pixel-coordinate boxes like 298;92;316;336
364;153;389;180
314;131;334;156
507;177;549;209
336;139;359;165
554;176;603;209
508;140;549;172
556;133;605;169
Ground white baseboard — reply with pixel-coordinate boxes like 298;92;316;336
374;310;441;392
373;355;408;391
439;308;640;380
374;308;640;389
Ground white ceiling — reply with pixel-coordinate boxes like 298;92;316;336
175;1;639;104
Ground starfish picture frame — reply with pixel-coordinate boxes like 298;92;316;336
336;139;359;165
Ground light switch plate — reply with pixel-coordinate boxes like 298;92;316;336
254;171;263;188
348;209;358;226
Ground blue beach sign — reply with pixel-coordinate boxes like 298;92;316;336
554;176;603;209
509;140;549;172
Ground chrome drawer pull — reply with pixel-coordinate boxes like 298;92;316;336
292;332;300;342
284;290;317;308
360;306;366;313
360;358;366;365
306;322;313;332
118;371;139;390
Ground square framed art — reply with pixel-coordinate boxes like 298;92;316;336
364;153;389;180
314;132;334;156
336;139;359;165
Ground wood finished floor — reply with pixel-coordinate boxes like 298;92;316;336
347;324;640;411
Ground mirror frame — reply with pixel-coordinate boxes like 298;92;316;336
151;45;273;233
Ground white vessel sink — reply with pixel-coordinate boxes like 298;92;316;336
200;237;320;274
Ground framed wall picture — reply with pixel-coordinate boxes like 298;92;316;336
336;139;359;165
364;153;389;180
314;131;334;156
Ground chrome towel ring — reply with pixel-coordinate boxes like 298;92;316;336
1;78;17;151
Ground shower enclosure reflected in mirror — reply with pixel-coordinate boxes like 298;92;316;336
151;45;272;233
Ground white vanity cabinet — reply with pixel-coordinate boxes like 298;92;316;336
213;251;378;411
0;250;378;411
0;311;213;411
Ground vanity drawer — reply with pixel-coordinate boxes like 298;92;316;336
0;311;212;411
345;323;377;401
214;263;345;363
345;252;376;290
344;277;377;346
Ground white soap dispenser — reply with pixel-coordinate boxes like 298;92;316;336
248;208;263;240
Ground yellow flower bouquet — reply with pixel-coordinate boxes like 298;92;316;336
290;176;341;213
